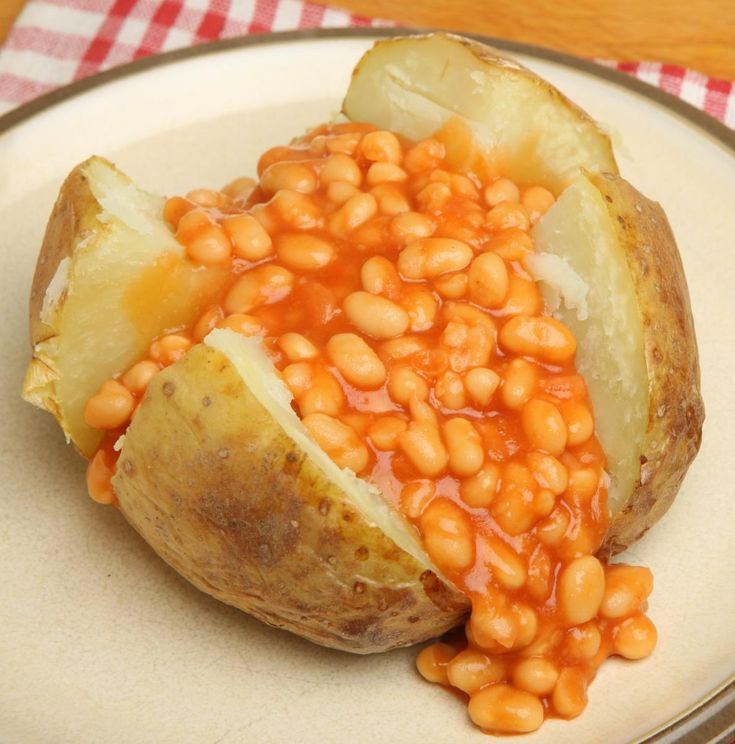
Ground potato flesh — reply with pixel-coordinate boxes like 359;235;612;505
530;175;649;515
206;329;437;573
23;158;227;457
343;34;617;194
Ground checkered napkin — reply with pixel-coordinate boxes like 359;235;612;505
0;0;733;129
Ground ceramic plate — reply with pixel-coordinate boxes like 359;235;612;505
1;29;733;744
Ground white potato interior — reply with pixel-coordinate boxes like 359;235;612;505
205;329;436;573
25;158;226;456
531;175;649;513
343;34;617;194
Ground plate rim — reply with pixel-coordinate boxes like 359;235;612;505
2;25;732;743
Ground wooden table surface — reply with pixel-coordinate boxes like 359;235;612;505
1;0;733;80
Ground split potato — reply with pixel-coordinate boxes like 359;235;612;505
22;33;703;652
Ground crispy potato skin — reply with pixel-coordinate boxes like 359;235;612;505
595;173;704;555
113;344;469;653
29;160;101;346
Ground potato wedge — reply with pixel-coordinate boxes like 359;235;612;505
530;172;704;554
343;33;618;194
112;331;468;653
22;157;228;457
344;33;703;553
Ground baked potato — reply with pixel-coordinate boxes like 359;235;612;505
22;30;702;681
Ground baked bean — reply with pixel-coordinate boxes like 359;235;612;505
326;180;360;205
276;233;334;271
343;291;410;339
527;451;568;495
282;362;313;397
400;421;449;478
193;305;225;342
512;658;559;696
329;193;378;237
447;650;506;694
468;253;509;308
359;130;402;163
339;411;372;436
521;399;567;456
486;227;534;261
433;271;468;299
497;275;542;317
464;367;500;408
567;467;600;503
319;153;362;187
366;162;408;186
485;201;530;232
378;335;428;361
416;643;456;685
183;221;231;265
560;400;595;446
224;265;294;314
444;418;484;477
521;186;555;224
270;189;322;229
326;333;386;389
221;176;256;201
223;213;274;261
482;535;527;590
492;462;541;535
86;450;115;505
185;188;229;208
461;463;500;508
435;370;467;410
600;565;653;619
526;547;553;602
448;173;480;199
370;183;410;215
499;316;577;364
612;614;657;659
121;360;160;395
469;590;518;650
398;237;473;280
535;507;571;547
484;178;520;207
326;131;362;155
501;359;538;410
552;667;588;719
442;322;494;373
298;372;344;416
468;684;544;734
563;623;602;661
390;211;435;243
216;313;264;337
361;256;402;298
403;139;445;174
163;196;194;230
558;555;605;625
514;604;539;650
302;412;368;472
443;301;496;331
84;379;135;429
416;182;452;211
401;286;438;332
399;480;435;519
419;498;474;570
149;334;192;366
277;332;318;362
260;161;317;195
409;396;440;428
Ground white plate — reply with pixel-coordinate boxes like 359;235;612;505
1;29;733;744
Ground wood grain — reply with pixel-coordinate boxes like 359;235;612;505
333;0;735;80
1;0;733;79
0;0;26;45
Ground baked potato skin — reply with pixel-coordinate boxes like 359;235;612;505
113;344;469;653
595;173;704;555
28;163;98;346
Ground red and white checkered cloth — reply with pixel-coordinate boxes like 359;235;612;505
0;0;733;129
